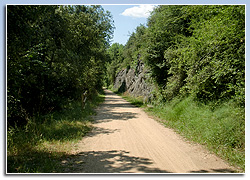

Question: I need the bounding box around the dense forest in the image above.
[7,5,245,172]
[106,5,245,106]
[7,5,114,127]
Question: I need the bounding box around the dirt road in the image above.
[62,89,235,173]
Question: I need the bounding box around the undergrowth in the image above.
[7,91,105,173]
[118,92,245,172]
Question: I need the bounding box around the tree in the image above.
[141,5,245,103]
[105,43,124,87]
[7,5,114,127]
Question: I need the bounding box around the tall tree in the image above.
[7,5,114,126]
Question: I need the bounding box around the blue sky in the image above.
[102,5,155,45]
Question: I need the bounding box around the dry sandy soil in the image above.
[62,89,236,173]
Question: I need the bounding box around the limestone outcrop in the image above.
[113,60,153,103]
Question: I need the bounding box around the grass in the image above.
[118,92,245,172]
[112,90,146,108]
[7,91,105,173]
[121,93,145,107]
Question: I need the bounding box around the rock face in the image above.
[113,60,153,103]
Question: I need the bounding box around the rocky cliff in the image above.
[113,60,153,103]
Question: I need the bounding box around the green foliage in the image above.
[143,5,245,104]
[105,43,124,87]
[7,92,105,173]
[122,25,147,70]
[7,5,114,126]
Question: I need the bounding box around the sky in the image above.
[102,5,156,45]
[1,0,250,179]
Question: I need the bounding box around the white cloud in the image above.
[121,5,156,18]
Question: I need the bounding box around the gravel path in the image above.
[62,89,235,173]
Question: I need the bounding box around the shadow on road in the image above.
[61,150,172,173]
[94,111,138,123]
[85,126,120,137]
[59,90,171,173]
[93,92,139,123]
